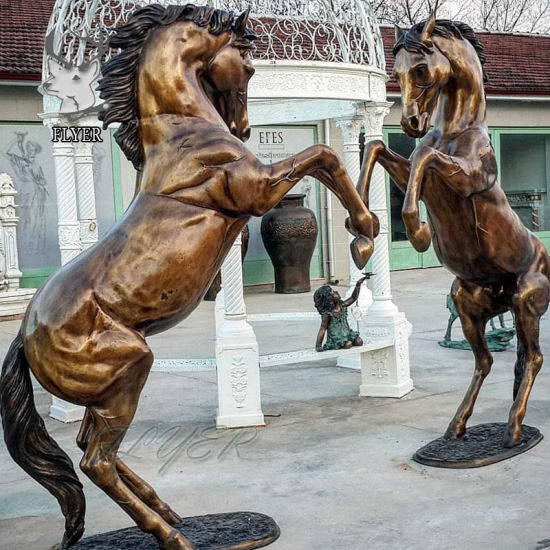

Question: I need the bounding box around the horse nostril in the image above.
[241,127,251,142]
[409,116,419,130]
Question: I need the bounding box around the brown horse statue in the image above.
[361,16,550,451]
[0,5,377,550]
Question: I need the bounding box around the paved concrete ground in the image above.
[1,267,550,550]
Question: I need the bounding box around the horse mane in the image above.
[98,4,256,170]
[393,19,488,84]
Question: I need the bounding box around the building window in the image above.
[387,132,417,242]
[498,132,550,232]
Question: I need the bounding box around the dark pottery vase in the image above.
[204,225,249,301]
[261,194,318,293]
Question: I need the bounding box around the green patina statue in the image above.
[439,293,516,352]
[314,277,367,352]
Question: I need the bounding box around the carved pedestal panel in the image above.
[358,312,414,398]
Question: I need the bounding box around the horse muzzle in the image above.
[230,122,251,142]
[401,112,431,138]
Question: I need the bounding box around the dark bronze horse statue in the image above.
[0,5,376,550]
[361,16,550,449]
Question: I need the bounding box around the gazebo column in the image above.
[47,118,85,422]
[74,139,98,250]
[358,102,413,398]
[335,110,373,313]
[215,232,264,429]
[335,107,372,370]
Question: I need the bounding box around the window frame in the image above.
[382,125,550,269]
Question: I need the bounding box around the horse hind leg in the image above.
[79,352,195,550]
[76,408,181,526]
[513,338,526,401]
[445,279,494,440]
[505,271,549,447]
[117,460,182,525]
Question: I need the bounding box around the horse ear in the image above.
[420,13,436,45]
[395,25,405,42]
[234,8,250,33]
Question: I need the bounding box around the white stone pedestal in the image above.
[337,102,413,400]
[0,174,36,317]
[215,318,264,429]
[0,289,36,317]
[215,233,264,429]
[358,312,413,397]
[50,396,86,423]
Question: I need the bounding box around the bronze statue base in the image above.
[71,512,280,549]
[413,423,543,468]
[438,327,515,352]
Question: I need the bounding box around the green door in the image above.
[385,129,440,270]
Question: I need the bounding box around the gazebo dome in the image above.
[42,0,387,113]
[219,0,385,70]
[43,0,384,68]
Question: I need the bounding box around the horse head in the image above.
[392,15,450,138]
[202,10,257,142]
[98,5,256,169]
[392,16,488,138]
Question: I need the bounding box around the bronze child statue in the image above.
[314,277,367,352]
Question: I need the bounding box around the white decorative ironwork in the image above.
[216,0,385,68]
[42,0,385,99]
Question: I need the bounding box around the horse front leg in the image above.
[402,144,433,252]
[252,144,376,268]
[402,142,497,252]
[357,140,411,204]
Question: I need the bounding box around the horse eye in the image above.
[413,65,430,86]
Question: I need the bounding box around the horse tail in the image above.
[0,330,86,548]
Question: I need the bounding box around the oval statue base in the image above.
[71,512,280,550]
[413,423,543,468]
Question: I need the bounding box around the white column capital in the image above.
[360,101,393,135]
[335,115,364,146]
[41,114,62,128]
[74,140,94,159]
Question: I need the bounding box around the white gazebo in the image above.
[40,0,413,425]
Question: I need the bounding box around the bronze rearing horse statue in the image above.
[361,16,550,449]
[0,5,376,550]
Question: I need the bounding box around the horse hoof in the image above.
[503,429,521,448]
[162,531,196,550]
[350,236,373,269]
[345,216,358,236]
[444,427,465,440]
[408,222,431,252]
